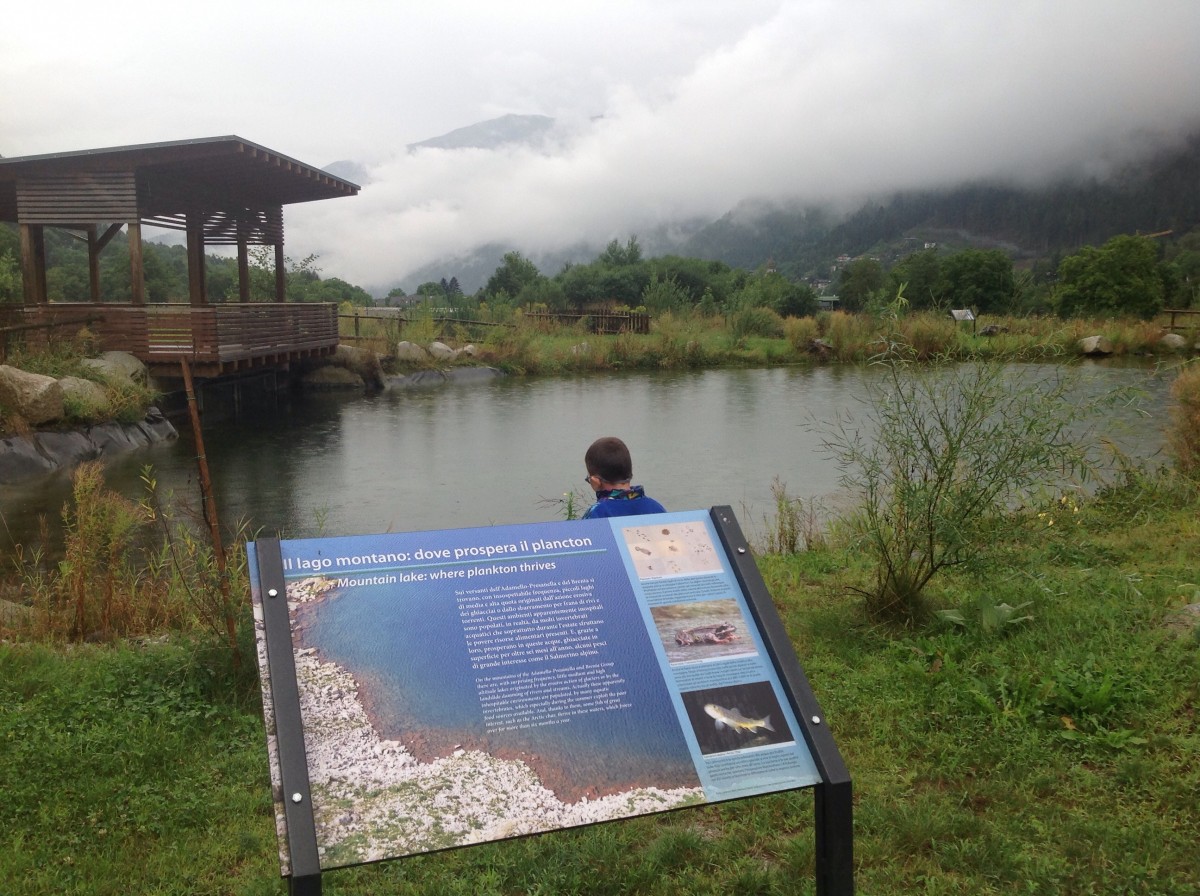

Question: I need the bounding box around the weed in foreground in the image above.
[816,349,1121,625]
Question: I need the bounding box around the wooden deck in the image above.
[0,302,339,378]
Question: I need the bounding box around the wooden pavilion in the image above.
[0,136,359,377]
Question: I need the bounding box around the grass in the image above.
[0,329,159,436]
[2,468,1198,894]
[360,309,1192,377]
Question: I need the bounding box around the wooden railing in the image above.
[523,311,650,334]
[1164,308,1200,332]
[0,312,104,362]
[0,302,338,372]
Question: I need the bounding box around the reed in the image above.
[1168,362,1200,475]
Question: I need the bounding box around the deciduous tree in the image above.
[1056,235,1163,319]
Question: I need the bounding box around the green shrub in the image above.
[729,305,784,340]
[817,350,1113,625]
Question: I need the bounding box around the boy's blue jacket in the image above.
[582,486,665,519]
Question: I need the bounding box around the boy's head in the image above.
[585,436,633,486]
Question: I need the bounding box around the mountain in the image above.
[322,159,371,185]
[375,119,1200,295]
[682,132,1200,278]
[406,114,555,152]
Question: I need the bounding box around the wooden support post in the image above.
[238,239,251,302]
[187,215,208,306]
[19,223,47,304]
[128,222,146,306]
[274,242,287,302]
[179,358,241,671]
[87,225,102,301]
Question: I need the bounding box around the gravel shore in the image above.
[259,575,704,870]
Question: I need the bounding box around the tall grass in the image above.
[1168,362,1200,475]
[0,329,158,431]
[373,309,1191,377]
[7,462,249,658]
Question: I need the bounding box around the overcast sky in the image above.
[4,1,1199,293]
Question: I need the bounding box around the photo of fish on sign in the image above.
[680,681,795,755]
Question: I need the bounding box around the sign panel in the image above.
[250,509,823,874]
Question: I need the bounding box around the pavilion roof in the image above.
[0,135,359,223]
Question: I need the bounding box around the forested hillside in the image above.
[682,131,1200,278]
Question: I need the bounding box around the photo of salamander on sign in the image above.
[675,622,737,645]
[650,599,756,664]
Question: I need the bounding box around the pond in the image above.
[0,361,1178,563]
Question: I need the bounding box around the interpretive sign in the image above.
[250,507,852,895]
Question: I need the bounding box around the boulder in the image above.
[0,365,65,425]
[394,341,429,362]
[1158,333,1188,352]
[80,351,147,386]
[332,344,385,391]
[59,376,111,416]
[428,341,457,360]
[1078,335,1113,356]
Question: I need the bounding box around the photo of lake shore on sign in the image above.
[251,571,706,871]
[649,598,757,664]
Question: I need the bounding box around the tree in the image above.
[888,250,942,309]
[641,273,690,314]
[0,249,20,302]
[484,251,542,299]
[1056,235,1163,319]
[598,236,642,267]
[246,247,322,302]
[938,249,1014,313]
[416,281,447,299]
[516,277,569,311]
[728,273,817,317]
[838,258,883,311]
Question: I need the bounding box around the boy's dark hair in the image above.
[585,436,633,483]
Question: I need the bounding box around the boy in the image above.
[582,436,666,519]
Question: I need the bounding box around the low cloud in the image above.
[8,2,1198,294]
[294,2,1200,292]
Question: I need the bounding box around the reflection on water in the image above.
[0,362,1178,563]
